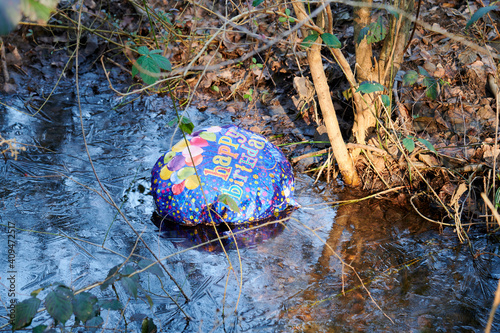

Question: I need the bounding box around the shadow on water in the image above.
[1,80,500,332]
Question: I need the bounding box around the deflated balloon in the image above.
[151,125,299,225]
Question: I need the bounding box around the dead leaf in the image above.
[418,153,441,167]
[450,182,467,210]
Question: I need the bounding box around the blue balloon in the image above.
[151,125,299,225]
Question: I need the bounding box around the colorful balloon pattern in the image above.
[151,125,299,225]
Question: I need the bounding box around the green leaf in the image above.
[145,294,154,309]
[402,70,418,86]
[278,17,286,23]
[252,0,264,6]
[285,8,290,15]
[180,122,194,134]
[381,94,390,108]
[32,325,48,333]
[12,297,41,330]
[167,118,177,127]
[101,265,120,291]
[358,16,387,44]
[466,5,498,29]
[357,26,370,43]
[423,76,438,100]
[211,85,220,92]
[418,66,431,77]
[120,265,139,299]
[138,259,164,279]
[402,137,415,153]
[181,116,192,124]
[72,292,98,323]
[45,286,74,324]
[86,315,104,333]
[137,46,150,55]
[494,187,500,209]
[357,81,385,94]
[321,33,341,48]
[218,194,240,213]
[301,31,319,49]
[99,299,123,310]
[417,138,437,154]
[342,88,353,100]
[141,317,157,333]
[150,53,172,71]
[139,57,160,85]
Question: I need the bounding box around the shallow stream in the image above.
[1,78,499,332]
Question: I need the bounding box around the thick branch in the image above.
[292,2,361,186]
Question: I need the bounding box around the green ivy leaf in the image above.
[180,121,194,134]
[466,5,498,29]
[357,81,385,94]
[301,31,319,49]
[137,46,150,55]
[99,299,123,310]
[402,70,418,86]
[321,32,341,48]
[145,294,154,309]
[120,265,139,299]
[423,76,438,100]
[218,194,240,213]
[141,317,157,333]
[138,259,165,278]
[72,292,98,323]
[402,137,415,153]
[32,324,48,333]
[101,265,120,291]
[417,138,437,154]
[45,286,74,324]
[139,57,161,85]
[381,94,391,108]
[358,16,387,44]
[150,53,171,71]
[86,315,104,333]
[12,297,41,330]
[418,66,431,77]
[252,0,264,6]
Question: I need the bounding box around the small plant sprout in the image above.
[243,88,254,102]
[278,8,295,23]
[132,46,172,86]
[250,57,263,69]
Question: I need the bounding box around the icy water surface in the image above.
[1,81,499,332]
